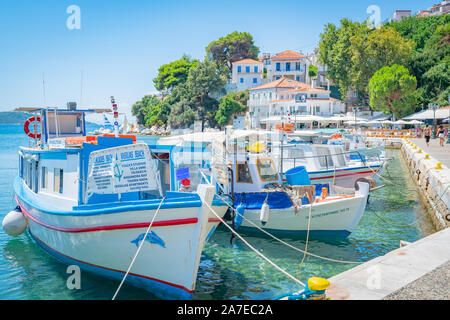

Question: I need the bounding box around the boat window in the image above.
[33,162,39,193]
[288,148,305,159]
[41,166,48,189]
[19,156,23,178]
[335,148,346,167]
[54,168,64,194]
[236,162,253,183]
[257,159,278,181]
[28,162,33,190]
[315,147,334,168]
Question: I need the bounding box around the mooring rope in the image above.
[214,193,363,264]
[203,201,307,288]
[112,196,166,300]
[297,200,313,277]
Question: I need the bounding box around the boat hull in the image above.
[15,191,226,300]
[307,164,382,188]
[237,194,368,238]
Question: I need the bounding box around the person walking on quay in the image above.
[438,125,445,147]
[424,125,431,147]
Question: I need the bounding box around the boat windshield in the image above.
[257,159,278,181]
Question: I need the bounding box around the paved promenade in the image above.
[326,228,450,300]
[411,137,450,168]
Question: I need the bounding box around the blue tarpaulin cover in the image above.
[234,192,293,210]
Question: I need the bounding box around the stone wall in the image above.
[402,140,450,231]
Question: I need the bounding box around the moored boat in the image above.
[6,104,228,299]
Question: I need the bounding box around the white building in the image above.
[229,58,264,91]
[247,77,344,129]
[266,50,310,83]
[392,10,412,22]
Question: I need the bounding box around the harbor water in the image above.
[0,124,435,300]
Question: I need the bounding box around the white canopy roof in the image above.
[260,115,328,123]
[408,120,425,125]
[325,115,368,122]
[393,120,410,125]
[403,108,450,120]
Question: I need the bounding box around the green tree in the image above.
[206,31,259,74]
[132,95,161,125]
[350,26,414,102]
[318,19,370,100]
[185,59,226,126]
[215,92,248,126]
[386,15,450,51]
[368,64,418,119]
[153,55,199,92]
[164,84,198,129]
[308,65,318,79]
[387,15,449,110]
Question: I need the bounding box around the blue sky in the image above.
[0,0,433,123]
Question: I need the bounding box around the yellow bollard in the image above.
[435,163,443,170]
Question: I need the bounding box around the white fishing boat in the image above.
[226,154,370,237]
[211,130,371,238]
[4,104,228,299]
[159,130,386,189]
[273,143,385,188]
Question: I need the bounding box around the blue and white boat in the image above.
[225,152,370,238]
[208,131,371,238]
[5,106,229,299]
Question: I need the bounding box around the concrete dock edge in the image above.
[325,138,449,300]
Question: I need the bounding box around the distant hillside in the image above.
[0,111,99,125]
[0,112,33,124]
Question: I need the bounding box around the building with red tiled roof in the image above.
[265,50,310,83]
[246,77,344,129]
[229,58,264,91]
[270,50,307,61]
[416,1,449,17]
[233,58,263,65]
[249,77,305,91]
[392,10,412,22]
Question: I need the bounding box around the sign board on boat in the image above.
[87,143,161,195]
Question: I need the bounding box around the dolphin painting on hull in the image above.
[131,231,166,248]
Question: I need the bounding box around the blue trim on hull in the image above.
[28,230,193,300]
[237,226,351,239]
[15,176,229,217]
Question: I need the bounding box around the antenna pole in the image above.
[80,70,83,107]
[42,73,46,106]
[111,96,119,137]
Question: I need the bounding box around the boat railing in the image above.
[278,148,382,171]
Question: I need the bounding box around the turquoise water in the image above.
[0,125,434,300]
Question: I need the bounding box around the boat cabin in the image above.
[231,154,281,193]
[16,108,220,211]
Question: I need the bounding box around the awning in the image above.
[403,108,450,120]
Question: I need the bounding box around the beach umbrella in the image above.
[408,120,424,125]
[393,120,409,125]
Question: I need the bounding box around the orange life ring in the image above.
[330,133,342,139]
[24,116,41,139]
